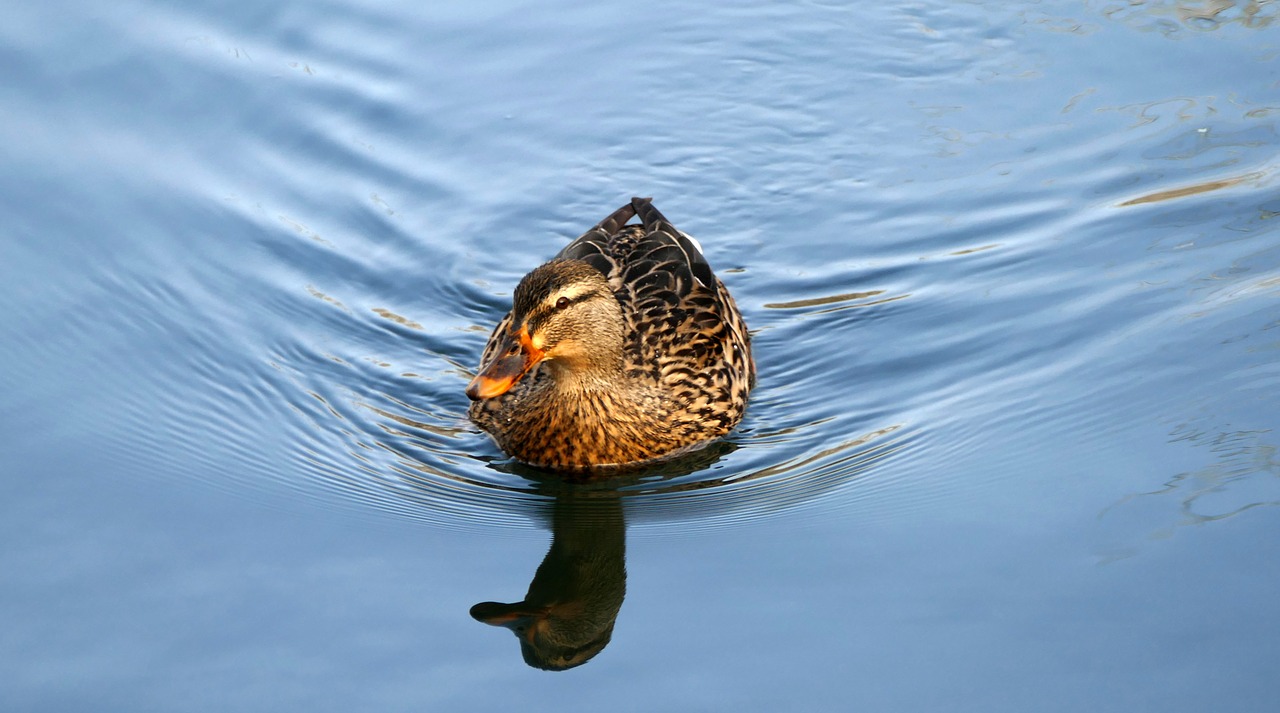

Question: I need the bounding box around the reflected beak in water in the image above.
[470,601,544,643]
[466,326,545,400]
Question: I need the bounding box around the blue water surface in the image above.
[3,1,1278,711]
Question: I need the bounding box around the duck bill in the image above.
[469,602,547,644]
[470,601,537,627]
[466,328,544,400]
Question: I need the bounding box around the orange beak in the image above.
[469,602,549,645]
[466,326,545,400]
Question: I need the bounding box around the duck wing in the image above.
[560,198,753,399]
[556,197,715,296]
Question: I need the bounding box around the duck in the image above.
[466,197,754,471]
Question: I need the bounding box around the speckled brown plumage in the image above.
[466,197,754,471]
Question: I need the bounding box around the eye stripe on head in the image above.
[525,290,596,335]
[542,283,596,311]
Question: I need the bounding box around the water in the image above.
[3,0,1278,710]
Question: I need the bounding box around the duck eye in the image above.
[555,296,571,310]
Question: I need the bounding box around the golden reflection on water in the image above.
[763,289,910,313]
[764,289,884,309]
[306,285,351,313]
[371,307,423,330]
[1094,0,1276,33]
[1118,170,1265,206]
[949,243,1001,256]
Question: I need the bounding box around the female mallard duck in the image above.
[466,197,754,471]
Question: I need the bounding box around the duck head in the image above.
[466,259,623,400]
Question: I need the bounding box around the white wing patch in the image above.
[676,231,708,288]
[680,231,704,256]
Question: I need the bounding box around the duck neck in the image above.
[542,346,626,399]
[525,353,665,465]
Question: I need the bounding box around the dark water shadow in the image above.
[470,491,627,671]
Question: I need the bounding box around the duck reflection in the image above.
[462,442,751,670]
[470,494,626,671]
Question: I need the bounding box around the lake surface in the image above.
[3,0,1279,710]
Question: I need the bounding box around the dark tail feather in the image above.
[632,196,714,288]
[631,196,666,230]
[555,200,638,267]
[595,201,638,235]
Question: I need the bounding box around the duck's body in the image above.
[466,197,754,471]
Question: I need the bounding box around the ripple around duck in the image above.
[60,180,925,538]
[85,180,1035,540]
[277,255,968,536]
[263,351,925,537]
[125,251,914,538]
[87,154,1187,541]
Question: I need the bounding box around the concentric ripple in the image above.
[261,318,926,534]
[93,201,938,536]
